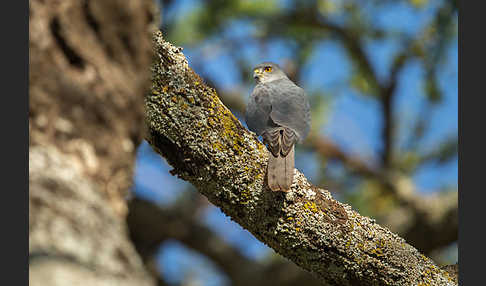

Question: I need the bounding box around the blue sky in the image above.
[136,1,457,285]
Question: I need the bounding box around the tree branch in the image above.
[144,31,456,286]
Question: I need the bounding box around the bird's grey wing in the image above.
[268,79,311,143]
[245,85,273,136]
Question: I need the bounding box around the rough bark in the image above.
[145,30,457,286]
[29,0,158,285]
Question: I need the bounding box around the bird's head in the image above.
[253,62,287,84]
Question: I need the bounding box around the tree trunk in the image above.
[29,0,157,285]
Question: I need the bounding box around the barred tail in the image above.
[263,127,297,192]
[267,145,294,192]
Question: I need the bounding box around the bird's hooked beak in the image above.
[253,69,262,81]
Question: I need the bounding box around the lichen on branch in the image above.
[144,30,456,286]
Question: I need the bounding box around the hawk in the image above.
[245,62,311,192]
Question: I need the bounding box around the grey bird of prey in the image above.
[245,62,311,192]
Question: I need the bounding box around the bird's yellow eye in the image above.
[264,66,272,72]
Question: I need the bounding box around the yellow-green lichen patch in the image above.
[303,201,319,213]
[361,238,387,259]
[348,221,355,230]
[212,141,224,152]
[238,188,252,205]
[295,218,303,227]
[345,239,352,250]
[219,108,246,156]
[369,246,385,258]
